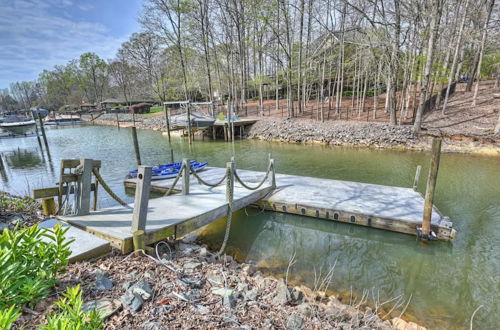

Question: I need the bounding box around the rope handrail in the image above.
[92,168,130,207]
[164,163,186,196]
[232,162,273,191]
[190,167,228,187]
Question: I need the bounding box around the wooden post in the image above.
[131,126,142,166]
[422,138,442,236]
[116,112,120,129]
[170,149,174,163]
[270,158,276,189]
[182,158,190,195]
[223,123,228,141]
[164,104,171,142]
[93,168,99,211]
[413,165,422,191]
[41,197,56,216]
[131,166,152,232]
[37,113,49,150]
[77,158,93,216]
[132,230,145,256]
[239,125,243,139]
[186,103,192,144]
[212,126,216,140]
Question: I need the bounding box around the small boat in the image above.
[128,160,208,180]
[170,112,215,129]
[0,115,36,135]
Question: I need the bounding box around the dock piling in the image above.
[413,165,422,191]
[164,104,171,142]
[182,159,191,195]
[41,197,56,216]
[132,230,145,256]
[422,138,442,236]
[76,158,93,216]
[131,126,142,166]
[131,166,152,232]
[37,112,49,150]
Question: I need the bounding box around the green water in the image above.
[0,125,498,329]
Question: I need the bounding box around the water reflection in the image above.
[5,148,42,168]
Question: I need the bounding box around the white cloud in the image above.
[0,0,126,88]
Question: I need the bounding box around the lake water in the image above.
[0,125,498,329]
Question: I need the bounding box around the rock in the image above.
[121,292,144,313]
[0,223,8,233]
[243,289,259,301]
[178,243,198,255]
[183,261,202,272]
[391,317,427,330]
[199,247,208,257]
[286,314,305,330]
[185,289,201,301]
[290,287,304,305]
[95,271,113,291]
[181,232,199,243]
[180,276,203,288]
[150,305,172,315]
[297,303,313,317]
[207,274,223,286]
[211,287,236,308]
[8,215,24,226]
[142,321,163,330]
[273,279,291,305]
[194,304,209,314]
[122,281,133,291]
[129,280,153,300]
[82,298,121,319]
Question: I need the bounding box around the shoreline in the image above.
[81,115,500,156]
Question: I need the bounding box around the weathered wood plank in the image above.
[33,183,97,199]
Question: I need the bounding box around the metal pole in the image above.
[131,166,152,232]
[422,138,442,236]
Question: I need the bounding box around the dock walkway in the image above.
[125,167,456,241]
[61,169,273,253]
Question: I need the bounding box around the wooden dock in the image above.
[60,170,273,253]
[125,167,456,241]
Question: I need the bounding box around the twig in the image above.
[470,305,483,330]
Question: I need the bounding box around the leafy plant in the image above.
[0,224,72,309]
[0,305,21,330]
[40,286,102,330]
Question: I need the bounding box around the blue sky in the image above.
[0,0,142,89]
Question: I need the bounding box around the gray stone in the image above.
[207,274,223,286]
[0,223,8,233]
[195,304,209,314]
[180,276,203,288]
[183,261,202,272]
[181,232,199,243]
[82,298,121,319]
[223,293,236,309]
[178,242,198,255]
[142,321,163,330]
[150,305,172,315]
[122,281,133,291]
[121,292,144,312]
[273,279,291,305]
[95,271,113,291]
[129,280,153,300]
[290,287,304,305]
[243,289,259,301]
[8,215,25,225]
[185,289,201,301]
[297,303,313,317]
[211,287,234,296]
[286,314,305,330]
[199,247,208,257]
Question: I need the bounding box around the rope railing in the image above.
[92,168,130,207]
[232,162,273,191]
[163,163,186,196]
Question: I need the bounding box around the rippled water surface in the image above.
[0,125,498,329]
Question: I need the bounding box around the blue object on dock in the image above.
[128,160,208,180]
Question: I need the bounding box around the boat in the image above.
[0,115,36,135]
[128,160,208,180]
[170,112,215,129]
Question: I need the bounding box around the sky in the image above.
[0,0,143,89]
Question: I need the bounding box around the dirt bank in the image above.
[246,118,500,155]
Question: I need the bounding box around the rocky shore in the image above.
[246,118,500,154]
[81,114,500,155]
[16,238,423,329]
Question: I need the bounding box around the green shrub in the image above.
[0,224,72,309]
[0,305,21,329]
[40,286,102,330]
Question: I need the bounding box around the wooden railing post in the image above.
[413,165,422,191]
[270,158,276,189]
[131,166,152,232]
[76,158,93,216]
[422,138,442,236]
[182,159,191,195]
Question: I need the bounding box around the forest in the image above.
[0,0,498,132]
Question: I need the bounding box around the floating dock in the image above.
[124,167,456,241]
